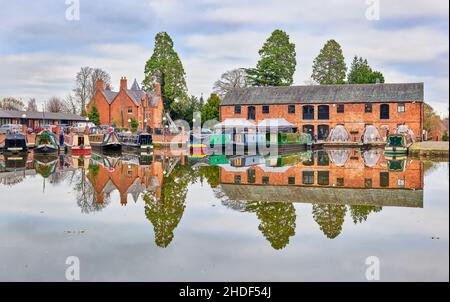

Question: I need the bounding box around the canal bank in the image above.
[409,141,449,160]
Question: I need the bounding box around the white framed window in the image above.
[397,104,406,113]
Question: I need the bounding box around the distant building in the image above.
[220,83,424,141]
[0,109,86,128]
[87,77,164,131]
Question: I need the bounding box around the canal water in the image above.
[0,149,448,281]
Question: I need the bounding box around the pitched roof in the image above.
[0,109,86,121]
[221,83,424,106]
[101,90,119,104]
[130,79,141,91]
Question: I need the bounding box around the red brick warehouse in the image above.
[87,77,164,131]
[220,83,424,142]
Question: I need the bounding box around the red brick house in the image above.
[87,77,164,131]
[220,83,424,141]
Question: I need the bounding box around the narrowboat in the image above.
[34,130,59,154]
[34,154,58,178]
[64,132,92,156]
[3,133,28,154]
[119,132,153,155]
[385,125,415,155]
[88,127,122,152]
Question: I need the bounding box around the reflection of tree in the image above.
[246,202,296,250]
[197,165,220,188]
[312,204,346,239]
[143,164,194,248]
[349,205,382,224]
[74,166,110,214]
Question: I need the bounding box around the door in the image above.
[318,125,330,140]
[303,125,314,138]
[248,106,256,120]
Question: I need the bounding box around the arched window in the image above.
[318,105,330,120]
[303,105,314,120]
[380,104,390,120]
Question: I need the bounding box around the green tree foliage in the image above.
[130,118,139,132]
[197,166,220,188]
[172,95,202,125]
[312,204,347,239]
[143,32,188,112]
[143,163,195,248]
[311,40,347,84]
[442,131,449,141]
[201,93,221,124]
[88,104,100,126]
[246,201,296,250]
[247,29,296,86]
[347,56,385,84]
[349,205,382,224]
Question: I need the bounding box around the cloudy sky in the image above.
[0,0,448,114]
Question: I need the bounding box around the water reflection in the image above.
[0,148,424,250]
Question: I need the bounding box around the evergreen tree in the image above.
[88,104,100,126]
[201,93,221,123]
[311,40,347,84]
[349,205,382,224]
[247,29,296,86]
[347,56,385,84]
[143,32,188,112]
[312,204,347,239]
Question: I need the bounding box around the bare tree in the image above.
[74,67,112,116]
[213,68,249,98]
[27,98,39,112]
[90,68,112,97]
[0,97,25,111]
[74,67,93,116]
[64,94,80,115]
[46,97,67,113]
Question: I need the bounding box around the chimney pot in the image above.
[120,77,128,90]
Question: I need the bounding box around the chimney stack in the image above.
[120,77,128,90]
[155,82,161,96]
[96,79,104,91]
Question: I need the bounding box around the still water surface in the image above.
[0,149,448,281]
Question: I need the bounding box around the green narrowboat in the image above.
[385,134,411,155]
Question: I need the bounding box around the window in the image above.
[365,104,373,113]
[317,150,330,166]
[303,125,314,138]
[127,107,133,114]
[262,105,270,114]
[397,179,405,188]
[318,105,330,120]
[248,106,256,120]
[155,128,163,135]
[397,104,406,113]
[318,171,330,186]
[380,172,389,187]
[288,176,296,185]
[247,169,256,184]
[380,104,390,119]
[317,125,330,141]
[336,178,345,187]
[337,104,345,113]
[234,105,241,114]
[262,176,270,185]
[365,178,373,188]
[303,105,314,120]
[302,171,315,185]
[234,175,241,184]
[288,105,296,114]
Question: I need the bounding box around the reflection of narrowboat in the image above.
[3,133,28,154]
[34,154,58,178]
[385,135,412,154]
[89,128,122,152]
[386,158,407,172]
[119,133,153,154]
[64,132,92,155]
[230,155,265,167]
[34,130,59,154]
[265,151,312,167]
[4,153,28,171]
[209,155,229,166]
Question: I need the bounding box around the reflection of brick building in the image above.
[219,151,424,208]
[87,77,164,131]
[220,83,424,141]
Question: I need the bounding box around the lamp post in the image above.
[144,119,148,133]
[21,113,27,133]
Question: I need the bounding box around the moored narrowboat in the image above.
[34,130,59,154]
[64,131,92,156]
[89,127,122,152]
[119,132,153,155]
[385,125,415,155]
[3,133,28,154]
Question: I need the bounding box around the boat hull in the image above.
[34,144,59,154]
[91,143,122,152]
[70,146,92,156]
